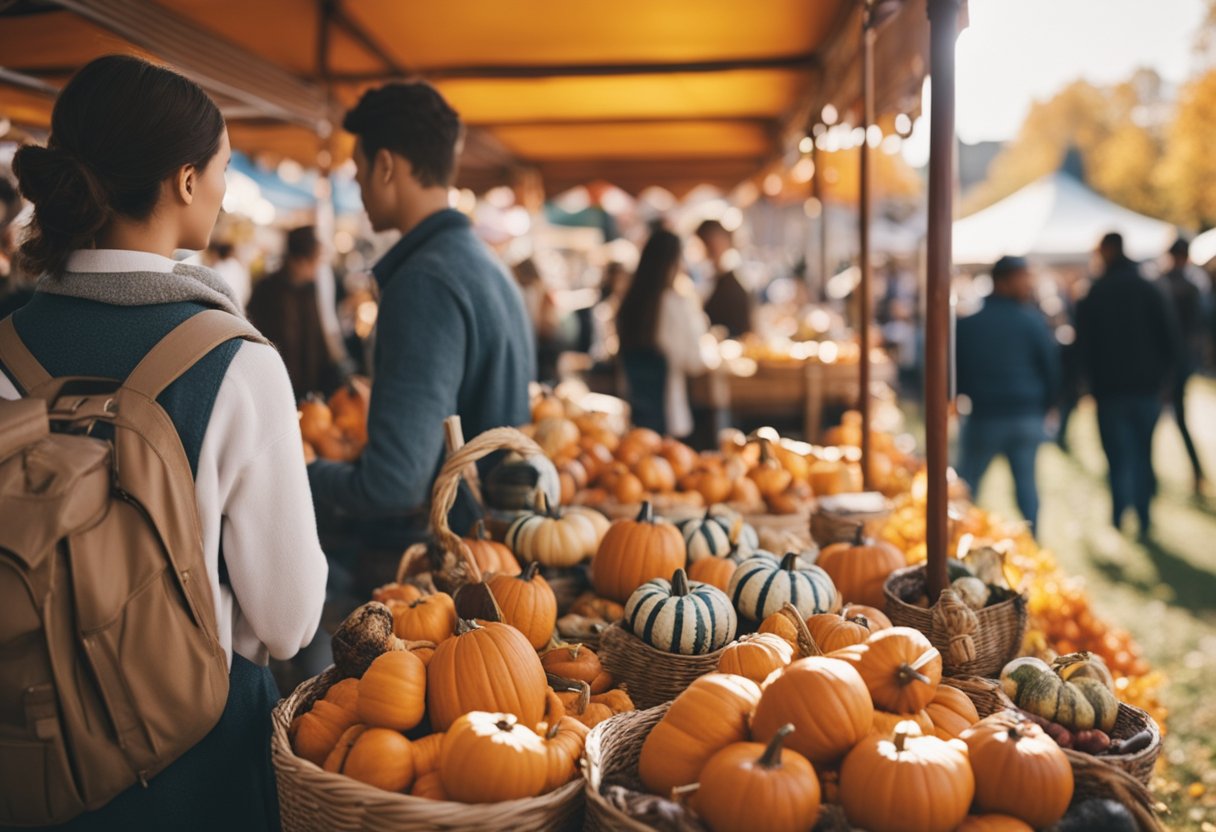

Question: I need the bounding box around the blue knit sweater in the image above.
[955,295,1061,418]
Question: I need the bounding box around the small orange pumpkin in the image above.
[392,593,457,644]
[464,520,521,577]
[961,713,1074,829]
[357,650,426,731]
[926,684,980,740]
[841,603,892,631]
[412,732,445,775]
[687,555,738,593]
[816,529,905,608]
[326,726,415,792]
[289,699,359,766]
[487,562,558,649]
[635,455,677,493]
[591,501,686,603]
[751,657,873,764]
[410,770,448,800]
[541,643,614,694]
[440,712,548,803]
[956,815,1035,832]
[541,717,590,793]
[716,633,794,684]
[371,582,424,605]
[832,626,942,714]
[804,612,873,653]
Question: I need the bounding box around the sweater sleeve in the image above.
[656,289,710,375]
[309,272,467,514]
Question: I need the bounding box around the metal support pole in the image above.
[858,13,876,491]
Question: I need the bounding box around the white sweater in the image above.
[655,281,711,438]
[0,250,328,667]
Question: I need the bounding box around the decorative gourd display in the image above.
[872,708,934,736]
[716,633,794,684]
[591,501,686,603]
[956,815,1034,832]
[695,724,821,832]
[687,555,739,593]
[463,520,521,576]
[804,611,873,653]
[815,529,905,608]
[679,509,734,561]
[439,712,548,802]
[624,569,737,654]
[540,644,614,694]
[540,717,590,793]
[487,562,558,649]
[751,657,874,764]
[357,650,427,731]
[323,726,415,792]
[925,684,980,740]
[506,494,601,566]
[392,592,457,644]
[426,619,547,731]
[638,673,762,796]
[841,603,892,631]
[839,721,975,832]
[1000,656,1118,732]
[961,712,1074,828]
[412,732,445,776]
[833,626,942,714]
[728,552,836,621]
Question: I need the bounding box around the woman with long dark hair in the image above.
[616,228,710,437]
[0,55,327,830]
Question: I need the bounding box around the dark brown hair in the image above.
[13,55,225,277]
[285,226,320,261]
[617,229,683,352]
[342,82,463,187]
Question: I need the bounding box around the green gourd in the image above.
[999,657,1118,733]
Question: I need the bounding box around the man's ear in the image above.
[376,148,400,185]
[175,164,196,205]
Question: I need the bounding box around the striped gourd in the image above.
[624,568,737,655]
[679,510,733,562]
[728,552,836,621]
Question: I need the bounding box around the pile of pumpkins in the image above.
[298,378,370,463]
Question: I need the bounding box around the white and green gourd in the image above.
[728,551,836,621]
[679,509,734,561]
[624,568,738,654]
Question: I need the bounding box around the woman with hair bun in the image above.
[0,55,327,830]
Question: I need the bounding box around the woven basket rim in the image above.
[602,621,730,665]
[884,563,1027,614]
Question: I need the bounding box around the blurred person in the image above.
[1160,238,1208,495]
[246,226,341,399]
[954,256,1060,531]
[1,54,326,830]
[203,238,250,308]
[1077,232,1183,538]
[1054,276,1088,454]
[617,229,710,438]
[513,257,562,384]
[308,82,534,554]
[695,219,752,337]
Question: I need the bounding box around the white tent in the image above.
[1188,226,1216,267]
[953,172,1177,266]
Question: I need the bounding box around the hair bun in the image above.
[14,143,111,233]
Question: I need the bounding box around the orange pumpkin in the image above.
[680,466,733,505]
[729,475,763,507]
[687,555,738,593]
[328,378,370,447]
[638,673,762,796]
[322,678,360,714]
[487,562,558,649]
[534,416,580,457]
[659,438,698,479]
[410,770,448,800]
[412,732,445,775]
[298,395,333,444]
[816,531,905,608]
[591,502,686,603]
[872,708,934,736]
[748,440,793,499]
[357,650,426,731]
[614,472,646,504]
[326,726,415,792]
[804,612,873,653]
[440,712,548,803]
[925,684,980,740]
[392,593,457,644]
[841,603,892,631]
[371,582,424,605]
[541,643,614,694]
[716,633,794,684]
[290,699,359,766]
[464,520,521,577]
[751,657,873,764]
[541,717,590,793]
[832,626,942,714]
[956,815,1035,832]
[635,455,677,493]
[558,459,589,503]
[426,619,548,731]
[758,610,800,650]
[961,713,1074,828]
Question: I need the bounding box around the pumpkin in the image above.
[328,379,370,447]
[751,657,873,764]
[506,493,600,566]
[558,458,588,503]
[563,505,611,551]
[569,593,625,622]
[748,439,793,499]
[956,815,1035,832]
[440,712,548,803]
[613,472,646,503]
[687,554,739,593]
[298,395,334,444]
[534,416,580,458]
[716,633,793,684]
[635,455,677,493]
[464,520,521,576]
[410,770,448,800]
[841,603,892,631]
[833,627,941,714]
[1052,651,1116,692]
[679,509,735,562]
[681,466,733,505]
[541,717,590,793]
[839,721,974,832]
[327,726,415,792]
[322,678,360,714]
[961,712,1074,828]
[815,531,905,608]
[541,644,614,694]
[412,732,445,775]
[290,699,360,766]
[758,610,800,650]
[332,602,404,678]
[729,475,764,508]
[410,642,436,667]
[532,390,565,423]
[1000,657,1118,732]
[322,724,366,772]
[872,708,934,736]
[804,612,873,653]
[313,428,359,461]
[591,501,686,603]
[925,684,980,740]
[357,650,427,731]
[371,582,424,605]
[487,562,558,649]
[392,592,457,644]
[624,568,737,654]
[728,552,836,621]
[638,673,761,796]
[426,619,547,731]
[695,724,821,832]
[659,438,698,478]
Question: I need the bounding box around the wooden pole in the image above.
[858,13,876,491]
[812,142,829,304]
[925,0,961,599]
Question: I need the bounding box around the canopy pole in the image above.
[812,143,829,305]
[858,8,876,491]
[925,0,961,599]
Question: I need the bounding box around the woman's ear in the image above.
[176,164,196,205]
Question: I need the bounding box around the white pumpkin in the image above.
[679,510,734,562]
[624,569,738,654]
[728,552,837,621]
[506,495,599,567]
[563,505,611,556]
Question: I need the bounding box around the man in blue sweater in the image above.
[955,256,1061,532]
[309,83,535,550]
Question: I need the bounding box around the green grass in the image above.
[970,378,1216,831]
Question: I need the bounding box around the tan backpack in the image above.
[0,310,265,826]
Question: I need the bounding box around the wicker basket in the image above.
[810,493,892,546]
[271,672,584,832]
[745,505,813,549]
[597,623,725,709]
[883,565,1027,677]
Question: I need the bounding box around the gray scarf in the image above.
[37,262,246,319]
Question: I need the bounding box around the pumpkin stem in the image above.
[845,614,871,630]
[471,518,490,541]
[893,725,912,752]
[703,507,713,523]
[671,568,690,596]
[538,491,561,519]
[522,561,542,582]
[454,617,482,636]
[758,723,795,768]
[779,552,800,571]
[637,500,654,523]
[495,718,515,733]
[896,662,933,687]
[546,720,561,741]
[779,602,822,657]
[546,673,591,714]
[852,522,865,547]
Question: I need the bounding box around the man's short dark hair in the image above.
[1100,232,1124,256]
[1169,237,1190,258]
[286,226,319,261]
[695,219,729,242]
[343,82,463,187]
[991,255,1029,281]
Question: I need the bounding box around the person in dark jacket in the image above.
[246,226,340,399]
[955,256,1060,531]
[1160,238,1208,495]
[308,82,535,556]
[1076,232,1182,537]
[695,219,752,337]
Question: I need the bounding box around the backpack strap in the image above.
[123,310,268,400]
[0,316,53,395]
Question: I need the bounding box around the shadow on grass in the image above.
[1086,536,1216,614]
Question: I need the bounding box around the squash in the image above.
[324,726,415,792]
[541,643,614,694]
[678,509,734,562]
[748,439,793,499]
[410,770,448,800]
[1052,651,1116,692]
[506,493,600,566]
[440,712,548,803]
[487,562,558,649]
[328,379,370,447]
[695,724,821,832]
[751,657,874,764]
[839,721,974,832]
[638,673,761,797]
[956,816,1034,832]
[832,627,942,714]
[758,610,800,650]
[1000,657,1118,732]
[624,568,737,654]
[804,611,873,653]
[371,582,424,605]
[426,619,547,731]
[687,555,739,593]
[357,650,427,731]
[563,505,611,551]
[815,529,906,608]
[412,732,445,775]
[591,501,686,603]
[680,466,733,505]
[463,519,521,577]
[569,593,625,622]
[871,708,934,736]
[635,455,677,493]
[961,712,1074,828]
[540,717,590,793]
[534,416,580,458]
[659,438,698,479]
[925,684,980,740]
[392,593,457,644]
[841,603,892,631]
[952,576,991,610]
[331,601,404,678]
[728,552,836,621]
[716,633,794,684]
[289,699,360,766]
